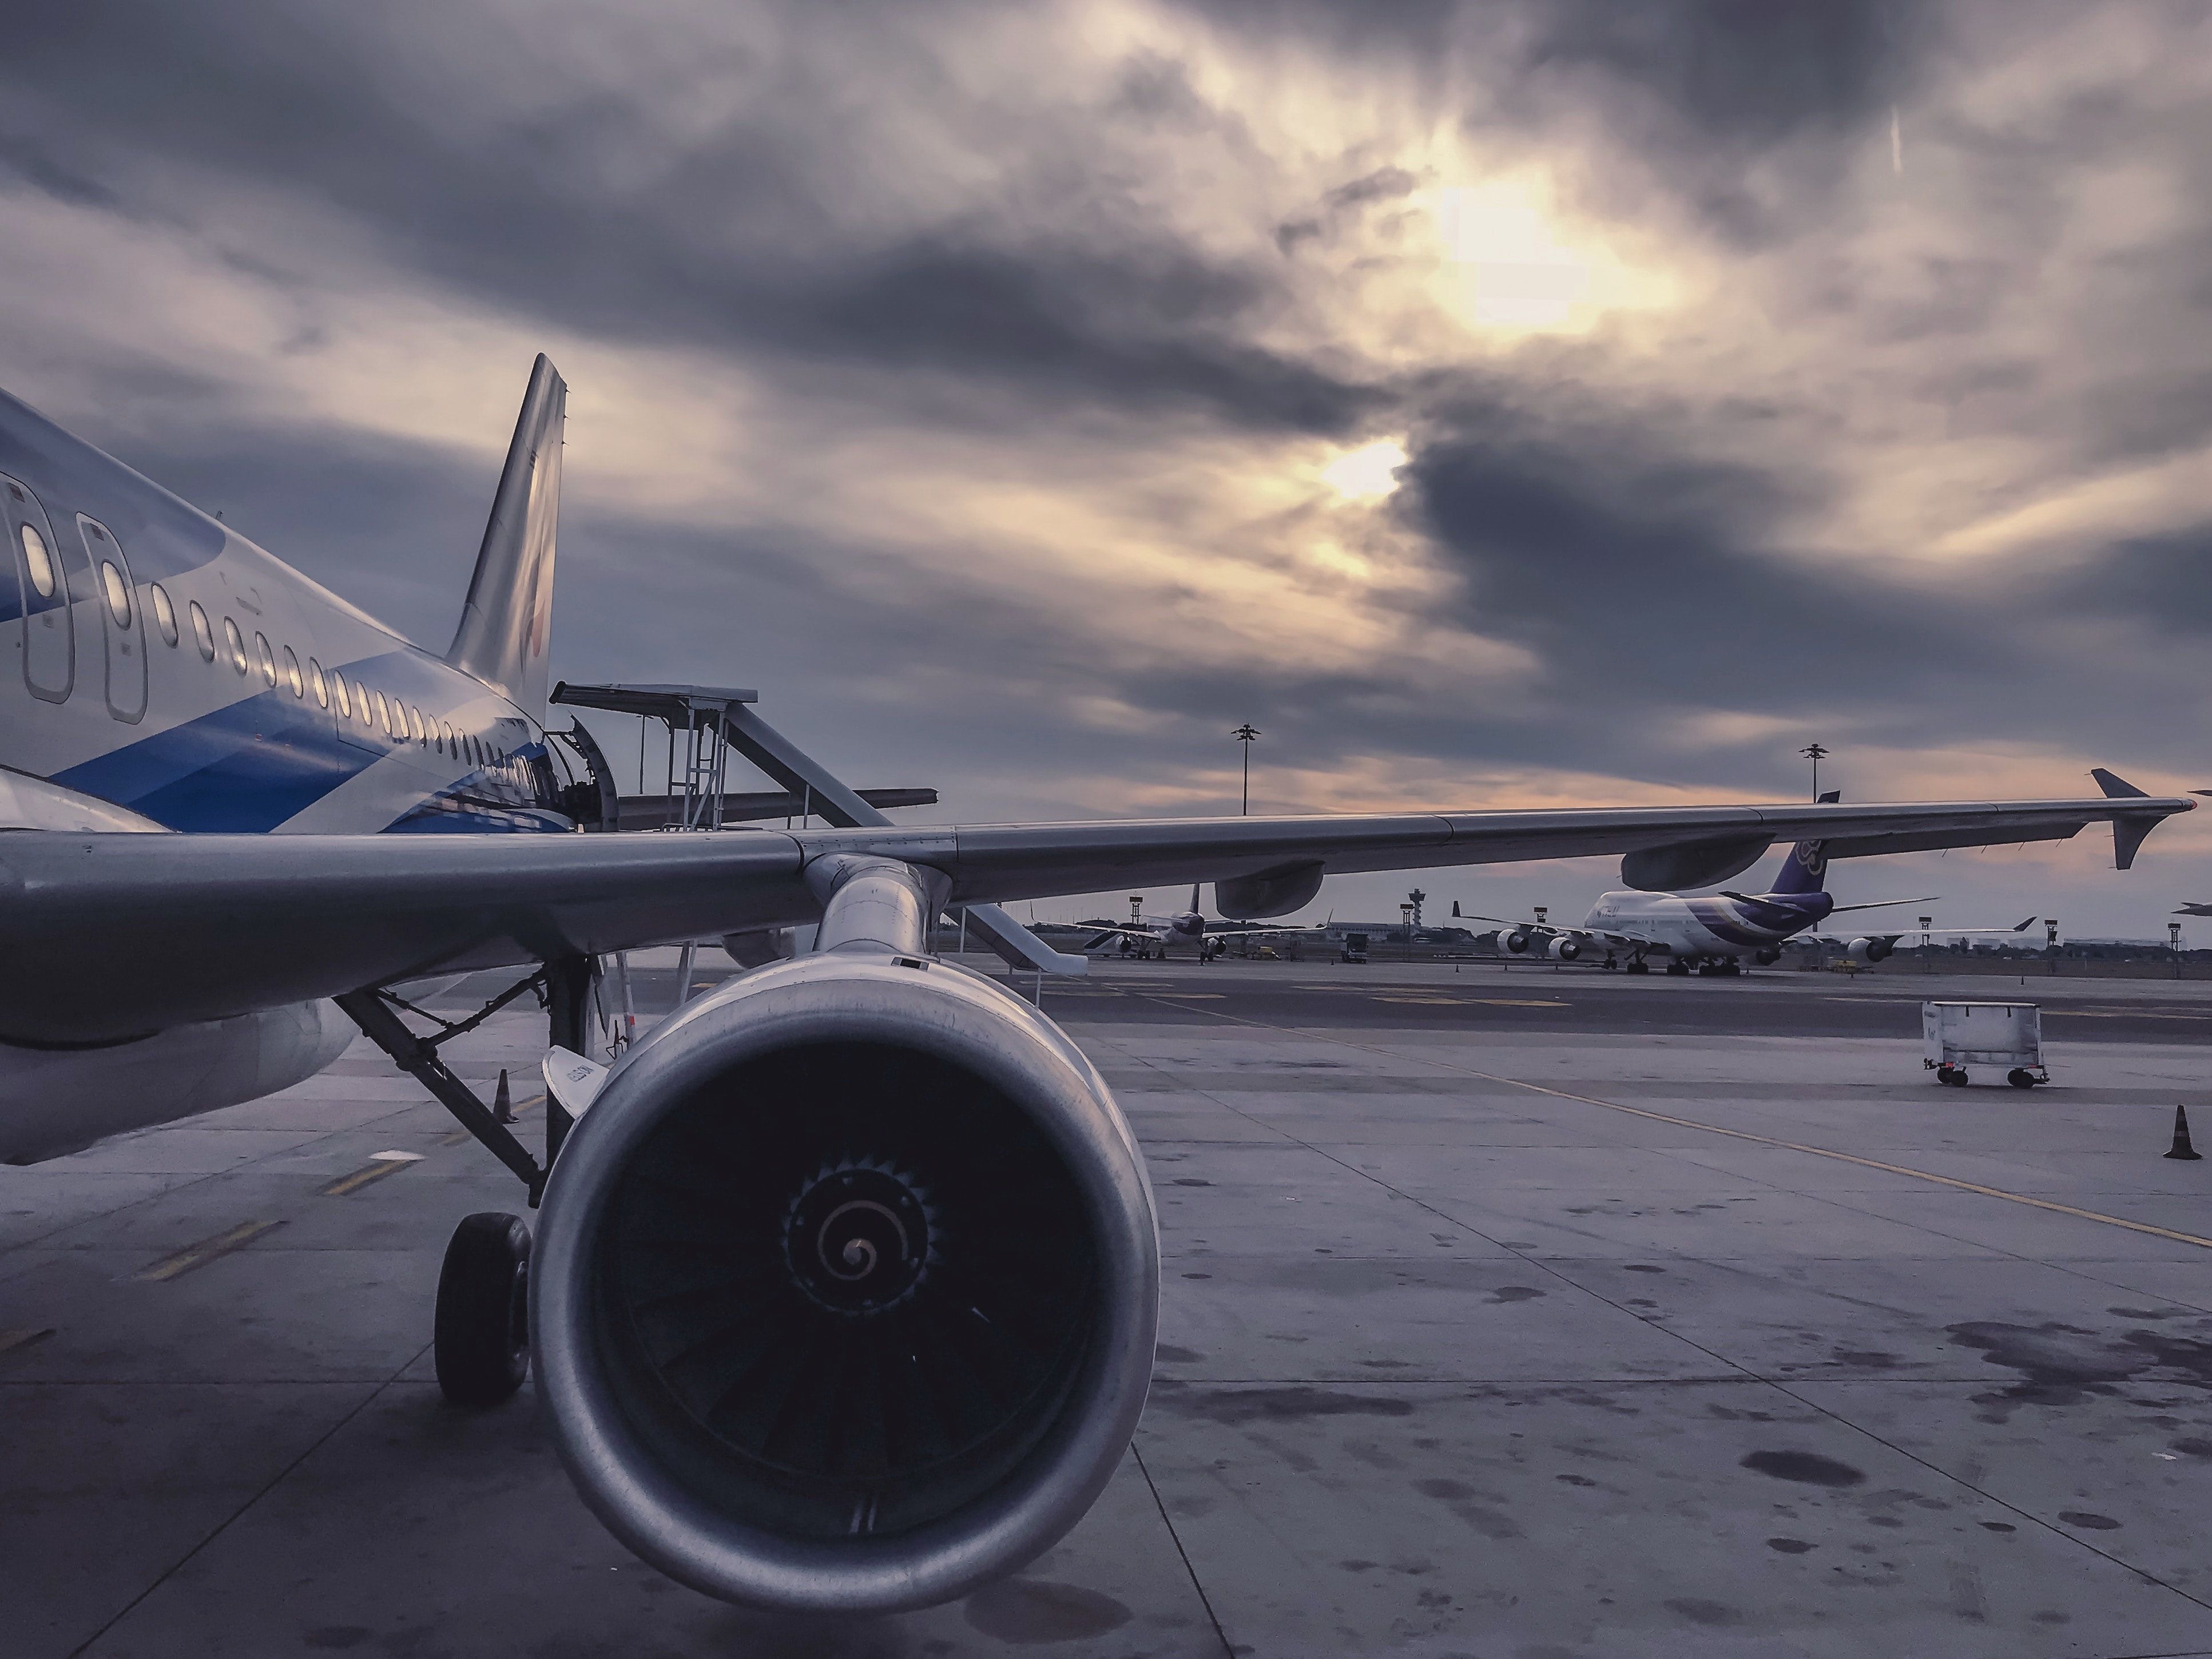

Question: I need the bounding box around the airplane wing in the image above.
[0,788,2190,1042]
[1809,916,2042,946]
[1820,896,1941,916]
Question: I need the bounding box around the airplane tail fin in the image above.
[1768,788,1842,896]
[448,355,566,719]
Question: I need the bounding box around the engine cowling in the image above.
[531,951,1159,1613]
[1504,928,1534,954]
[1845,936,1893,963]
[1547,936,1580,961]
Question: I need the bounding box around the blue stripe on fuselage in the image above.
[54,649,567,833]
[55,684,368,831]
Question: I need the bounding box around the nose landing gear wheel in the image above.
[435,1212,532,1407]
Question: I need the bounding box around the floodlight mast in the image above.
[1800,743,1829,802]
[1232,723,1260,815]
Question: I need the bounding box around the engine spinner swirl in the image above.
[785,1160,935,1313]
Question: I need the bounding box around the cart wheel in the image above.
[2006,1068,2036,1089]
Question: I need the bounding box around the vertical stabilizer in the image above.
[448,355,566,718]
[1768,789,1841,896]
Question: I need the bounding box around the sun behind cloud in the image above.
[1321,436,1408,501]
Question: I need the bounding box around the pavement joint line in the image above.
[1151,996,2212,1252]
[133,1219,285,1281]
[1111,998,2212,1614]
[63,1346,430,1659]
[0,1325,57,1358]
[1130,1441,1234,1658]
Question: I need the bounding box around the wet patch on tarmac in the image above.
[1740,1450,1868,1487]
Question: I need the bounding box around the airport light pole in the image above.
[1232,724,1260,815]
[1800,743,1829,801]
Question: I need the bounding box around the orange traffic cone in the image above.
[2164,1104,2201,1161]
[493,1069,514,1125]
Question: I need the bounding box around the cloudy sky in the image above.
[3,0,2209,935]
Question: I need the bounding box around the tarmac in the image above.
[6,954,2212,1657]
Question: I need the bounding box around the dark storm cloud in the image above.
[0,0,1376,435]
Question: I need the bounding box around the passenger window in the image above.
[189,600,215,661]
[252,632,275,685]
[149,584,178,645]
[282,645,303,697]
[100,561,132,628]
[309,658,328,708]
[438,720,451,753]
[224,616,247,673]
[410,705,426,743]
[19,523,54,599]
[375,690,391,735]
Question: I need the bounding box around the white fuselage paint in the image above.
[0,392,574,1162]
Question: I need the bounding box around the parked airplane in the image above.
[0,356,2192,1616]
[1465,832,2044,974]
[1078,886,1327,959]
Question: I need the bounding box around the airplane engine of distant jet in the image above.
[1753,947,1782,966]
[530,951,1158,1614]
[1504,928,1535,954]
[1547,936,1581,961]
[1845,936,1893,963]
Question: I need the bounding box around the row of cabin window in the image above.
[18,516,515,772]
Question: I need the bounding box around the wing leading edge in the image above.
[0,788,2189,1043]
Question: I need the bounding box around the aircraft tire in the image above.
[435,1212,533,1407]
[1625,960,1649,975]
[1665,960,1690,977]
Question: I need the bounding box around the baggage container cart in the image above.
[1923,1001,2046,1089]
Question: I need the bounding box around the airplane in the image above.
[1462,825,2056,975]
[1077,886,1328,959]
[0,354,2194,1617]
[2175,902,2212,918]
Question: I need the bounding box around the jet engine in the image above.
[1547,936,1581,961]
[530,952,1159,1613]
[1845,936,1893,963]
[1504,928,1535,954]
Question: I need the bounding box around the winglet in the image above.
[2094,769,2162,870]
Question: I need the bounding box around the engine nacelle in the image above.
[1752,947,1782,966]
[1845,936,1892,963]
[1504,928,1534,954]
[1547,936,1580,961]
[531,952,1159,1613]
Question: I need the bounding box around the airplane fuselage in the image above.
[0,385,577,1160]
[1583,888,1833,959]
[1,388,573,836]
